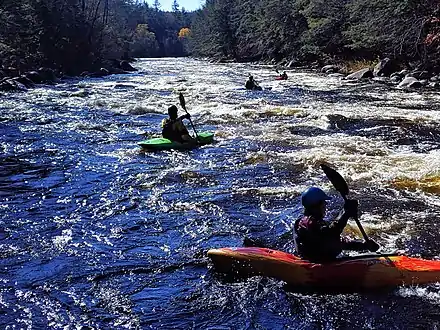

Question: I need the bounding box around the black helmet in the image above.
[168,105,178,115]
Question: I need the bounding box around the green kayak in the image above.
[139,132,215,151]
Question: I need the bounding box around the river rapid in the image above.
[2,58,440,329]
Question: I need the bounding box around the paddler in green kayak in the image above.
[162,105,195,143]
[294,187,380,262]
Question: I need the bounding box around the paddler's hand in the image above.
[343,199,358,218]
[182,113,191,120]
[366,239,380,252]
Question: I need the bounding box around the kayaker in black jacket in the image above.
[245,75,262,91]
[294,187,379,263]
[162,105,194,143]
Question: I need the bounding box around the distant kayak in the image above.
[139,132,214,151]
[276,76,287,80]
[208,247,440,291]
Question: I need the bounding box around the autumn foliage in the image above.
[178,28,191,39]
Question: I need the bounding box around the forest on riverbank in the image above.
[2,0,440,81]
[190,0,440,70]
[1,0,192,76]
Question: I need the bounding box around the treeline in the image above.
[190,0,440,67]
[0,0,193,75]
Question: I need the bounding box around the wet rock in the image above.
[328,73,345,78]
[26,71,43,83]
[399,69,410,76]
[390,72,402,79]
[406,70,430,80]
[398,77,422,88]
[321,65,339,74]
[38,67,57,82]
[345,68,374,80]
[13,76,34,88]
[287,59,301,68]
[108,67,126,75]
[374,58,399,77]
[69,89,90,97]
[90,68,110,78]
[120,60,137,71]
[0,78,26,91]
[372,76,390,84]
[390,75,402,83]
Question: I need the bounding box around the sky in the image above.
[145,0,205,11]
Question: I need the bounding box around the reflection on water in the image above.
[1,58,440,328]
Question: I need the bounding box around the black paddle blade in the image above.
[320,164,349,197]
[179,93,186,110]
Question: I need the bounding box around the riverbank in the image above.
[207,55,440,91]
[0,59,138,93]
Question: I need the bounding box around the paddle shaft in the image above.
[340,195,369,242]
[179,94,199,140]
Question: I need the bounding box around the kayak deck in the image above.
[207,247,440,290]
[139,132,214,151]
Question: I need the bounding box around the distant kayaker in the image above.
[245,75,262,91]
[293,187,380,262]
[280,71,288,80]
[162,105,194,143]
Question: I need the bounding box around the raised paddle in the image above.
[179,93,199,141]
[320,164,370,242]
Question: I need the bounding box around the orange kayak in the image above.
[207,247,440,290]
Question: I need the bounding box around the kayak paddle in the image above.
[320,164,370,242]
[179,93,199,141]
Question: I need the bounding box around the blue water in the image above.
[2,58,440,329]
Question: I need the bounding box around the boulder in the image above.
[372,77,390,83]
[0,79,26,91]
[37,67,57,82]
[390,75,402,83]
[287,59,301,68]
[321,65,339,73]
[90,68,110,78]
[373,58,399,77]
[399,69,410,76]
[398,77,422,88]
[406,70,430,80]
[328,73,345,78]
[26,71,43,83]
[120,60,137,71]
[108,67,126,75]
[13,76,34,88]
[345,68,374,80]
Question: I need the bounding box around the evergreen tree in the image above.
[172,0,179,12]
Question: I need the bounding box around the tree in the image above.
[154,0,161,11]
[172,0,179,12]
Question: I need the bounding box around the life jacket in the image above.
[162,118,189,142]
[294,215,343,262]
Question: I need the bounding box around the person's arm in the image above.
[330,199,358,233]
[178,113,191,121]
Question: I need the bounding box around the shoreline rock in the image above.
[0,59,138,93]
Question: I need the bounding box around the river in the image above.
[2,58,440,329]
